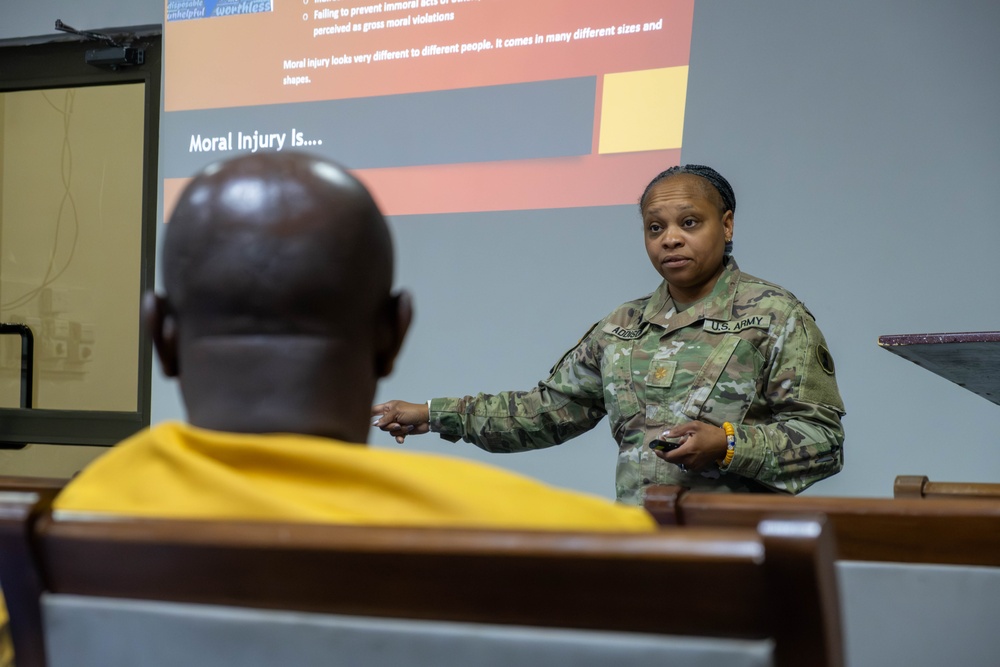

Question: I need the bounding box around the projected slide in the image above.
[161,0,694,216]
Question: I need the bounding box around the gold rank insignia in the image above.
[646,359,676,387]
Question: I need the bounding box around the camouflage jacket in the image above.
[429,259,845,504]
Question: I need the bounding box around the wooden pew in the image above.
[0,477,67,494]
[0,478,67,667]
[644,485,1000,666]
[0,493,845,667]
[645,485,1000,566]
[894,474,1000,501]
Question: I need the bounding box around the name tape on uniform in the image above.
[703,315,772,334]
[602,323,646,340]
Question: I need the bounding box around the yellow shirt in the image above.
[54,422,654,532]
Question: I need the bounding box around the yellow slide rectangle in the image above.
[599,66,689,155]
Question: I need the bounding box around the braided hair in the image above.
[639,165,736,255]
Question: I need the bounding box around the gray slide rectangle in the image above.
[161,77,597,177]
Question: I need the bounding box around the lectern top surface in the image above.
[878,331,1000,407]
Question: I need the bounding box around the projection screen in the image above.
[161,0,694,217]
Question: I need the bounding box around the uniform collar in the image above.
[644,257,741,330]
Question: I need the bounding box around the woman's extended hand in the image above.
[653,420,729,472]
[371,400,431,443]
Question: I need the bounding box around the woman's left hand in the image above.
[654,421,729,472]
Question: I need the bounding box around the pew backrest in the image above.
[644,485,1000,566]
[0,478,66,667]
[643,486,1000,667]
[0,491,844,667]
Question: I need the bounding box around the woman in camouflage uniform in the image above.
[373,165,845,504]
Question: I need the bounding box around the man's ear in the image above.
[142,291,180,378]
[375,289,413,378]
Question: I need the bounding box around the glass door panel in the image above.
[0,83,144,412]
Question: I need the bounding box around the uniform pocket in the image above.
[643,358,679,427]
[601,341,640,428]
[683,335,763,426]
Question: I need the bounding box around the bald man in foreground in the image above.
[54,152,654,531]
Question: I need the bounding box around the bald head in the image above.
[150,152,411,440]
[164,152,393,338]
